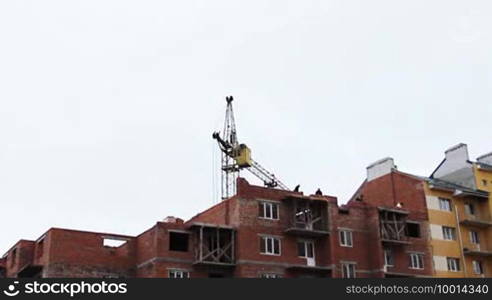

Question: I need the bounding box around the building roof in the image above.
[426,178,489,197]
[476,161,492,171]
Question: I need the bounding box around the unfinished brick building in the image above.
[349,158,432,277]
[1,167,433,278]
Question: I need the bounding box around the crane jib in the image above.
[213,96,290,200]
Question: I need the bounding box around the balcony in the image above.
[459,213,492,228]
[453,189,489,200]
[463,245,492,257]
[379,207,412,246]
[285,224,330,238]
[189,223,236,268]
[284,196,329,237]
[381,238,411,245]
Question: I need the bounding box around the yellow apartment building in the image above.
[426,144,492,277]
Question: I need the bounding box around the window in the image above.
[406,222,421,238]
[470,231,480,244]
[438,198,452,212]
[259,201,279,220]
[260,236,281,255]
[442,227,456,241]
[103,237,127,248]
[169,232,189,252]
[447,258,460,272]
[297,241,315,258]
[482,180,488,187]
[341,263,356,278]
[384,249,394,267]
[472,261,484,275]
[409,253,424,269]
[260,273,282,278]
[339,230,353,247]
[465,203,475,215]
[168,270,189,278]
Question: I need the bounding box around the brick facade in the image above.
[1,176,433,278]
[349,170,432,277]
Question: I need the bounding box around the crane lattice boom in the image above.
[247,160,289,190]
[213,96,289,200]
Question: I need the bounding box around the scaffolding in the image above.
[191,223,236,266]
[379,208,409,244]
[285,197,329,237]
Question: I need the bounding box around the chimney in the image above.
[477,152,492,165]
[444,143,469,162]
[163,216,177,223]
[367,157,396,181]
[163,216,185,224]
[432,143,472,180]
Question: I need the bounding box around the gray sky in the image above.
[1,1,491,254]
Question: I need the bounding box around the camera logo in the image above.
[3,281,20,297]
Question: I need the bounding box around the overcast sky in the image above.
[1,1,491,254]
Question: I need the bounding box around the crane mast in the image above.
[213,96,289,200]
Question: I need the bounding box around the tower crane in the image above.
[213,96,290,200]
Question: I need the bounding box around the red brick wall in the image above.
[136,226,157,267]
[136,221,200,278]
[330,202,383,278]
[2,175,434,278]
[43,229,136,278]
[232,179,334,277]
[4,240,35,278]
[355,171,428,220]
[349,171,433,277]
[187,199,232,225]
